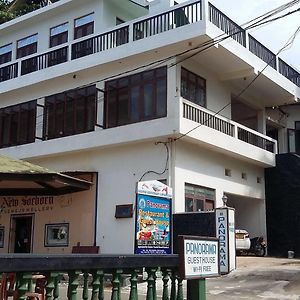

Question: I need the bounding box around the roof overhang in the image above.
[0,155,92,196]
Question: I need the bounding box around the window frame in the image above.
[43,85,97,140]
[74,13,94,39]
[0,100,37,149]
[181,67,206,107]
[16,34,38,59]
[104,66,167,128]
[185,183,215,212]
[50,22,69,48]
[0,43,12,66]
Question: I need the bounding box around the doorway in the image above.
[10,215,33,253]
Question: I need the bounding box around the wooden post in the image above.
[187,279,206,300]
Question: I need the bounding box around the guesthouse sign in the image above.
[178,235,220,279]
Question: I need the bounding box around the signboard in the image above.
[135,180,172,254]
[215,207,236,274]
[178,235,220,279]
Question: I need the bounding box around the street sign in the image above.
[178,235,220,280]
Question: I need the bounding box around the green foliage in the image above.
[0,0,60,24]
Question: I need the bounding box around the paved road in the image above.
[59,256,300,299]
[206,256,300,299]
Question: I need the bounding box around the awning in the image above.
[0,155,92,196]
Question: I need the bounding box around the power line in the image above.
[173,22,300,142]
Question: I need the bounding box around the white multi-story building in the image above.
[0,0,299,254]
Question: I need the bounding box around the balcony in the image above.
[182,99,277,165]
[0,0,299,92]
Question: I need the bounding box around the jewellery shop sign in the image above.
[178,235,220,279]
[0,196,54,214]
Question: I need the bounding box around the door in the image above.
[12,215,33,253]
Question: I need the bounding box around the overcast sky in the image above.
[209,0,300,70]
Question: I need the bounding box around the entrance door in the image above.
[12,215,33,253]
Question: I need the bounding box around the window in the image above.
[241,172,247,180]
[185,184,215,212]
[50,23,68,48]
[288,122,300,154]
[0,101,36,148]
[43,85,97,140]
[225,168,231,177]
[17,34,38,59]
[181,67,206,107]
[0,43,12,66]
[105,66,167,128]
[45,223,69,247]
[74,13,94,39]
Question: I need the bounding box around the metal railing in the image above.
[0,254,185,300]
[278,58,300,87]
[72,26,129,60]
[133,1,202,40]
[183,100,276,153]
[237,127,275,152]
[249,35,277,69]
[0,0,299,90]
[21,46,68,75]
[208,3,246,47]
[0,62,18,82]
[183,101,234,136]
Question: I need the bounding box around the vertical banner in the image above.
[215,207,236,274]
[135,180,172,254]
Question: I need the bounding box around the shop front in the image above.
[0,155,97,254]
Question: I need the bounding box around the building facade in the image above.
[0,0,299,254]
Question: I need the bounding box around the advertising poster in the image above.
[135,181,172,254]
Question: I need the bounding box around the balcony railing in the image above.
[183,101,234,136]
[21,46,68,75]
[278,58,300,87]
[0,62,18,82]
[183,100,276,153]
[249,35,277,69]
[72,26,129,60]
[208,3,246,47]
[0,0,299,90]
[133,1,202,40]
[0,254,189,300]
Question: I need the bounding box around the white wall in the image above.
[30,141,170,254]
[173,140,265,210]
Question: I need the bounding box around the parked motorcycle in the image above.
[249,236,267,257]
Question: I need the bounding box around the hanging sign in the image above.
[135,180,172,254]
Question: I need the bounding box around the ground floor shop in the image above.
[0,162,97,254]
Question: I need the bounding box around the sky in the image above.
[209,0,300,70]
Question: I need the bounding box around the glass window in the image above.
[105,66,167,128]
[74,13,94,39]
[0,101,36,149]
[0,43,12,65]
[181,67,206,107]
[185,183,215,212]
[17,34,38,59]
[43,85,97,140]
[50,23,68,48]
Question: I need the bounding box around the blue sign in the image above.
[135,194,171,254]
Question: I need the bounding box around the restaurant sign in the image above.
[135,180,172,254]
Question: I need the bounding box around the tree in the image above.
[0,0,58,24]
[0,0,15,24]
